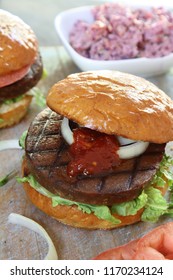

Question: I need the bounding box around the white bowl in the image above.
[54,5,173,77]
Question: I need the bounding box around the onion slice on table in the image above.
[61,117,149,159]
[8,213,58,260]
[0,140,21,151]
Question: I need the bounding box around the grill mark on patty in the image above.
[28,120,50,156]
[48,142,68,179]
[25,108,166,205]
[96,177,106,192]
[127,155,141,190]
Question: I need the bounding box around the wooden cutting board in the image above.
[0,46,173,260]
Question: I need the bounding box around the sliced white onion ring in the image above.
[117,136,136,146]
[61,117,74,145]
[0,140,21,151]
[61,117,149,159]
[117,141,149,159]
[8,213,58,260]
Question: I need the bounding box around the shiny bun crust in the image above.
[0,9,38,76]
[21,161,168,230]
[47,70,173,143]
[0,95,32,128]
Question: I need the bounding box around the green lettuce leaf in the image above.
[0,170,17,187]
[141,187,168,222]
[42,68,48,79]
[139,155,173,222]
[17,175,121,224]
[165,183,173,216]
[150,155,173,188]
[3,95,24,105]
[0,118,4,124]
[17,176,54,198]
[111,191,148,216]
[165,209,173,217]
[19,130,28,149]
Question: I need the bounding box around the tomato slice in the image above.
[0,64,30,88]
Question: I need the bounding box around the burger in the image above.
[19,70,173,230]
[0,9,43,128]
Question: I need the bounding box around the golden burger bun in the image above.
[0,9,38,76]
[47,70,173,143]
[0,95,32,129]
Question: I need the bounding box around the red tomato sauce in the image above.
[67,127,120,177]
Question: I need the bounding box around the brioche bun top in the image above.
[0,9,38,76]
[47,70,173,143]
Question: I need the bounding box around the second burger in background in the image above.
[0,9,43,128]
[19,70,173,229]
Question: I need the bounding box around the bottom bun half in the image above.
[0,95,32,129]
[22,180,143,230]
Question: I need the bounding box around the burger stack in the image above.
[0,9,43,128]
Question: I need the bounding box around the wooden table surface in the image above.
[0,46,173,260]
